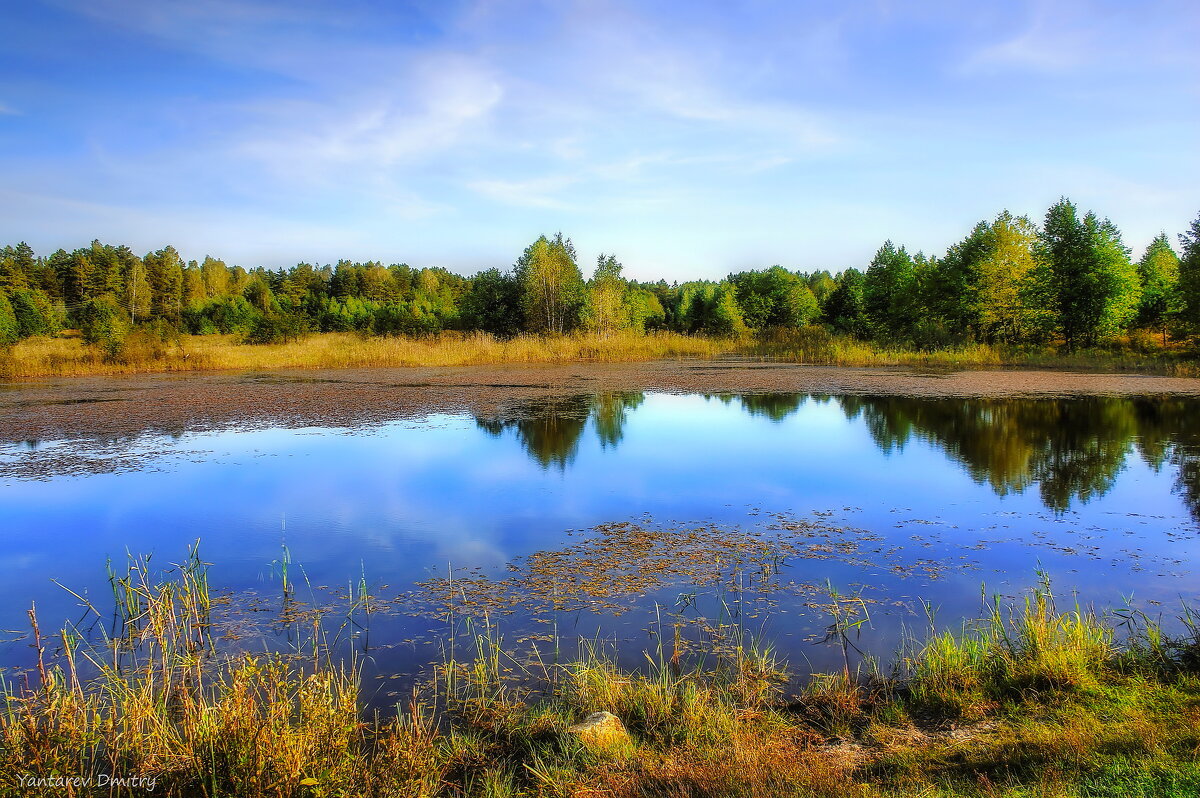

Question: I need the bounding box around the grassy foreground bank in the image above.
[2,329,1197,378]
[2,556,1199,797]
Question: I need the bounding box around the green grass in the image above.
[2,553,1198,796]
[904,576,1116,719]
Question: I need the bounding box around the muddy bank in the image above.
[3,359,1200,444]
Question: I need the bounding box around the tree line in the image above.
[2,198,1199,353]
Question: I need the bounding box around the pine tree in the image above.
[144,246,185,324]
[1136,233,1180,343]
[1178,211,1200,336]
[863,241,917,339]
[1035,198,1140,349]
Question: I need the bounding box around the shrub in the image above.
[77,296,130,358]
[173,296,263,335]
[1128,328,1160,353]
[9,288,62,338]
[0,293,17,345]
[244,312,309,344]
[372,302,441,337]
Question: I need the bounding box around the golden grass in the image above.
[0,331,738,378]
[2,327,1196,379]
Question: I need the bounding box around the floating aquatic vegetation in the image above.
[408,515,966,626]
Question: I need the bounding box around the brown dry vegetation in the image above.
[0,331,735,378]
[2,328,1196,379]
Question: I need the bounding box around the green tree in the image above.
[730,265,820,329]
[1136,233,1180,343]
[675,283,712,333]
[1177,211,1200,337]
[461,268,523,337]
[85,241,124,300]
[709,283,748,337]
[0,243,36,293]
[123,253,151,322]
[244,311,310,344]
[1035,198,1140,349]
[929,212,1040,343]
[78,295,130,357]
[243,274,279,314]
[143,246,185,324]
[208,295,260,334]
[585,254,628,336]
[49,248,86,307]
[978,213,1039,342]
[1089,215,1140,338]
[0,293,17,345]
[806,271,838,306]
[863,241,918,339]
[200,256,230,299]
[823,268,869,337]
[624,286,666,332]
[9,288,61,337]
[515,233,584,334]
[927,222,988,335]
[183,261,206,307]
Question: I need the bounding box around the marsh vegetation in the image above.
[3,549,1199,797]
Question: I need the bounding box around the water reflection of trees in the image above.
[837,396,1200,520]
[705,393,825,422]
[475,393,644,469]
[477,391,1200,520]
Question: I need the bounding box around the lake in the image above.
[2,389,1199,704]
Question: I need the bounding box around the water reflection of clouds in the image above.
[2,392,1200,671]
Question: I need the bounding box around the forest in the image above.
[2,197,1199,357]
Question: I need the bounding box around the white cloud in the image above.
[236,55,503,173]
[467,176,577,209]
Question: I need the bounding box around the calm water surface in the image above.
[2,392,1199,701]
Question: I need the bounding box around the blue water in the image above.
[2,392,1198,701]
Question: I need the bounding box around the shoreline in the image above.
[5,559,1198,797]
[4,360,1200,445]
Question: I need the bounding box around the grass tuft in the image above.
[906,577,1114,718]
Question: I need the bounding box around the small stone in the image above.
[566,711,631,751]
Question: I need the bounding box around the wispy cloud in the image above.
[235,55,504,175]
[467,176,577,210]
[3,0,1197,278]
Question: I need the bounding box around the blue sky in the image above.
[1,0,1196,281]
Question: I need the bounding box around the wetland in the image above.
[5,363,1200,796]
[2,364,1199,693]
